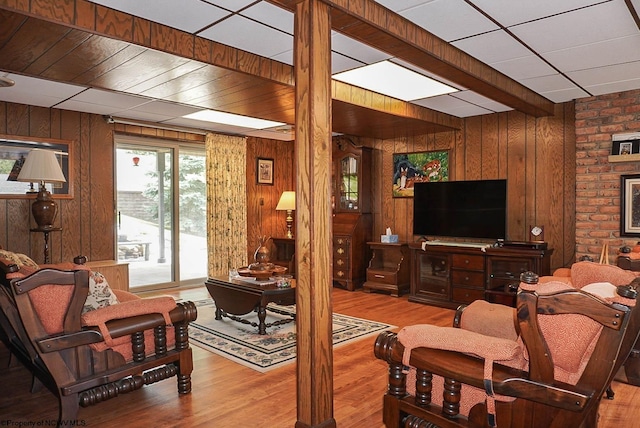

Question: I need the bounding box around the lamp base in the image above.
[32,187,58,229]
[285,210,294,239]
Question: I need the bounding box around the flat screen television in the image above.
[413,179,507,240]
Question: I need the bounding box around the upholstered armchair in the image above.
[374,264,640,428]
[0,251,197,426]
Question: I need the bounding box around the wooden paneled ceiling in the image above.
[0,0,584,139]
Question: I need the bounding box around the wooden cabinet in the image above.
[331,140,373,291]
[271,237,295,277]
[485,247,552,306]
[333,213,372,291]
[409,243,552,308]
[86,260,130,291]
[363,242,410,297]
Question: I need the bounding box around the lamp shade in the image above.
[276,191,296,211]
[17,148,66,184]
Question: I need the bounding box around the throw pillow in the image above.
[0,249,39,270]
[83,271,119,314]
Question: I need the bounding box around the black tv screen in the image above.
[413,179,507,240]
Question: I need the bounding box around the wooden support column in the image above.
[293,1,336,427]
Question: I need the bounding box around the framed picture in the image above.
[392,150,449,198]
[612,137,640,156]
[620,174,640,237]
[257,157,274,185]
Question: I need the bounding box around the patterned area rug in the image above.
[188,298,395,372]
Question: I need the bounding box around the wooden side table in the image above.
[363,241,410,297]
[30,227,62,264]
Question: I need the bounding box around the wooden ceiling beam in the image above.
[270,0,556,117]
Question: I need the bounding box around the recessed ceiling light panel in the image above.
[333,60,457,101]
[183,110,285,130]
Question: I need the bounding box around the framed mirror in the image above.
[0,134,73,199]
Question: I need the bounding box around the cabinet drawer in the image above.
[366,269,398,285]
[451,254,484,270]
[451,270,484,288]
[452,287,485,304]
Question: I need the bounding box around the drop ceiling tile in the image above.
[55,99,123,115]
[65,88,151,110]
[541,86,592,103]
[332,53,364,74]
[510,1,638,53]
[490,55,557,80]
[88,0,229,34]
[398,0,499,42]
[0,74,86,108]
[452,30,531,65]
[583,78,640,96]
[452,91,512,112]
[544,34,640,72]
[390,59,467,90]
[199,15,293,59]
[568,61,640,95]
[373,0,437,12]
[241,2,293,34]
[164,116,254,135]
[469,0,606,27]
[271,49,293,65]
[412,95,493,117]
[125,100,201,117]
[111,110,177,123]
[520,73,584,94]
[206,0,256,12]
[331,33,392,65]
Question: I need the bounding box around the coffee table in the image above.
[204,275,296,335]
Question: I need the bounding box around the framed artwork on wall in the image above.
[620,174,640,237]
[392,150,449,198]
[257,157,274,185]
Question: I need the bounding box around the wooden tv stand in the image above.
[409,242,552,309]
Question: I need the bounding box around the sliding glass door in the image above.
[116,138,206,290]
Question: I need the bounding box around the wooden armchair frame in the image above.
[374,274,640,428]
[0,260,197,427]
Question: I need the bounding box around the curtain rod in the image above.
[104,115,208,136]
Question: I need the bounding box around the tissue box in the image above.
[381,234,399,243]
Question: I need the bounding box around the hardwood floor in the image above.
[1,286,639,427]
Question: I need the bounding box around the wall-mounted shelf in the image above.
[608,154,640,163]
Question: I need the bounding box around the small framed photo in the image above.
[619,142,633,155]
[620,174,640,237]
[257,157,274,185]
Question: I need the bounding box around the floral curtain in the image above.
[205,133,248,276]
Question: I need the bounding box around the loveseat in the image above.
[0,250,197,426]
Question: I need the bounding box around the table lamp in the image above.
[276,191,296,239]
[17,148,67,230]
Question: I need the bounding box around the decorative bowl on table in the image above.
[237,264,287,280]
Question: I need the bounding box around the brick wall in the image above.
[575,89,640,262]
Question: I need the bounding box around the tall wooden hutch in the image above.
[332,139,373,291]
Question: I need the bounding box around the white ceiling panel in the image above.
[0,74,86,107]
[331,52,365,74]
[397,0,499,42]
[125,100,201,117]
[206,0,256,12]
[469,0,608,27]
[452,30,532,65]
[331,32,392,65]
[520,73,586,94]
[544,34,640,72]
[373,0,438,13]
[240,2,294,34]
[510,1,638,53]
[452,91,512,112]
[198,15,293,59]
[413,95,494,117]
[88,0,229,33]
[490,55,557,80]
[61,89,151,110]
[55,99,125,115]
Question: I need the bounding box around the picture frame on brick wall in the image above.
[620,174,640,237]
[612,133,640,156]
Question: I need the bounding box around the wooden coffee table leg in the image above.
[257,306,267,335]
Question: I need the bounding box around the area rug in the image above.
[188,299,395,373]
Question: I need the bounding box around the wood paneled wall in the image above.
[0,102,115,264]
[0,100,575,273]
[363,102,576,271]
[245,137,295,263]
